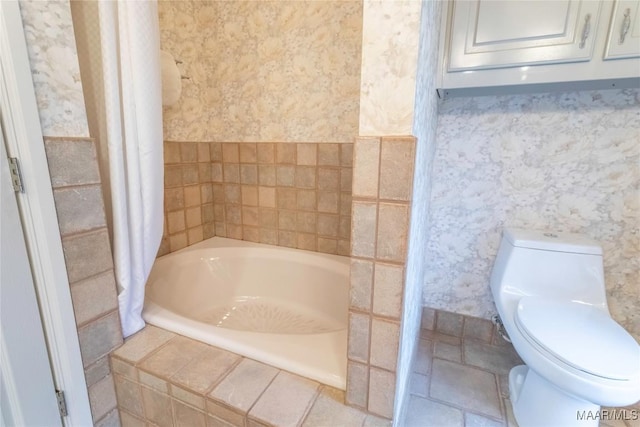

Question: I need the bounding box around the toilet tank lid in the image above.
[503,228,602,255]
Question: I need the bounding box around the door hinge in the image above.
[55,390,68,417]
[8,157,24,193]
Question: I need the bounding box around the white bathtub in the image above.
[142,237,349,389]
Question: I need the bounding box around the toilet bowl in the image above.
[490,228,640,427]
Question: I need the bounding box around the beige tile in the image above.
[209,359,278,412]
[276,165,295,187]
[317,214,339,237]
[430,359,502,419]
[352,137,380,198]
[302,386,366,426]
[141,386,172,427]
[89,373,117,421]
[258,208,278,229]
[278,230,297,248]
[171,347,240,394]
[201,184,213,204]
[278,210,296,231]
[379,138,415,201]
[297,143,317,165]
[464,316,494,343]
[210,143,222,162]
[184,185,201,208]
[119,410,145,427]
[297,233,317,251]
[296,212,317,233]
[205,400,245,426]
[167,211,186,234]
[223,164,239,183]
[406,395,463,427]
[277,188,297,210]
[222,143,239,163]
[317,191,339,214]
[241,186,258,206]
[70,271,118,326]
[214,222,227,237]
[346,361,368,408]
[240,164,258,185]
[186,207,202,228]
[171,384,205,410]
[421,329,462,346]
[372,263,404,319]
[339,215,351,239]
[350,259,373,311]
[181,143,198,163]
[297,189,317,211]
[318,143,340,166]
[340,143,353,167]
[363,414,392,426]
[348,312,370,362]
[260,228,278,245]
[44,139,100,187]
[188,226,204,245]
[198,143,211,162]
[78,311,123,367]
[211,163,223,183]
[203,204,215,223]
[436,311,464,337]
[114,375,143,418]
[212,184,225,203]
[85,355,111,387]
[166,187,185,211]
[295,166,317,188]
[434,342,462,363]
[95,409,119,427]
[463,340,522,376]
[239,143,257,163]
[318,168,340,191]
[113,325,175,363]
[170,233,187,251]
[174,399,207,427]
[53,185,106,235]
[376,203,409,262]
[258,186,276,208]
[249,371,319,427]
[368,367,395,419]
[183,164,199,185]
[257,143,275,164]
[409,372,429,398]
[276,143,296,164]
[139,370,169,393]
[139,336,209,380]
[199,163,211,183]
[165,165,183,188]
[317,237,337,254]
[340,193,352,216]
[341,168,353,192]
[421,307,436,331]
[164,142,181,164]
[203,223,215,239]
[370,319,400,371]
[351,202,377,258]
[414,339,433,376]
[111,358,137,381]
[258,164,276,186]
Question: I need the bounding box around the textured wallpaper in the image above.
[358,0,423,136]
[158,1,362,143]
[424,89,640,339]
[18,0,89,138]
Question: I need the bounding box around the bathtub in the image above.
[142,237,349,389]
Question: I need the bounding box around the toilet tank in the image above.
[490,228,608,308]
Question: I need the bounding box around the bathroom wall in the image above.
[158,0,362,143]
[18,1,122,424]
[425,88,640,340]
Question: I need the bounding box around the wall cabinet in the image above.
[438,0,640,97]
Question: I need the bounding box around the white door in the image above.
[604,0,640,59]
[0,128,62,426]
[446,0,603,71]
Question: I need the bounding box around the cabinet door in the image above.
[447,0,603,71]
[604,0,640,59]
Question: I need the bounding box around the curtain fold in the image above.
[71,1,164,337]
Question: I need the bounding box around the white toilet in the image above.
[490,228,640,427]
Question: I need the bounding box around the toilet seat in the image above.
[515,296,640,381]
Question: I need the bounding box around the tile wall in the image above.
[45,137,123,425]
[346,136,416,419]
[160,141,353,257]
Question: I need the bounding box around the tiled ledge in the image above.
[112,325,389,427]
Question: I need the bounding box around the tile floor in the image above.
[112,322,639,427]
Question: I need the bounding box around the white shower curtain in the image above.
[71,1,164,337]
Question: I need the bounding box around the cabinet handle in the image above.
[619,8,631,44]
[579,14,591,49]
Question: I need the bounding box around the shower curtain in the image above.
[71,1,164,337]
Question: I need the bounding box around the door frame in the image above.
[0,1,92,425]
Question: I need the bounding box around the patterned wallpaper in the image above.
[18,0,89,138]
[358,0,423,136]
[424,89,640,339]
[158,1,362,143]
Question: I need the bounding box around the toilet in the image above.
[490,228,640,427]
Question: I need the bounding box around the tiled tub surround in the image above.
[347,136,416,419]
[45,137,123,425]
[112,325,389,427]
